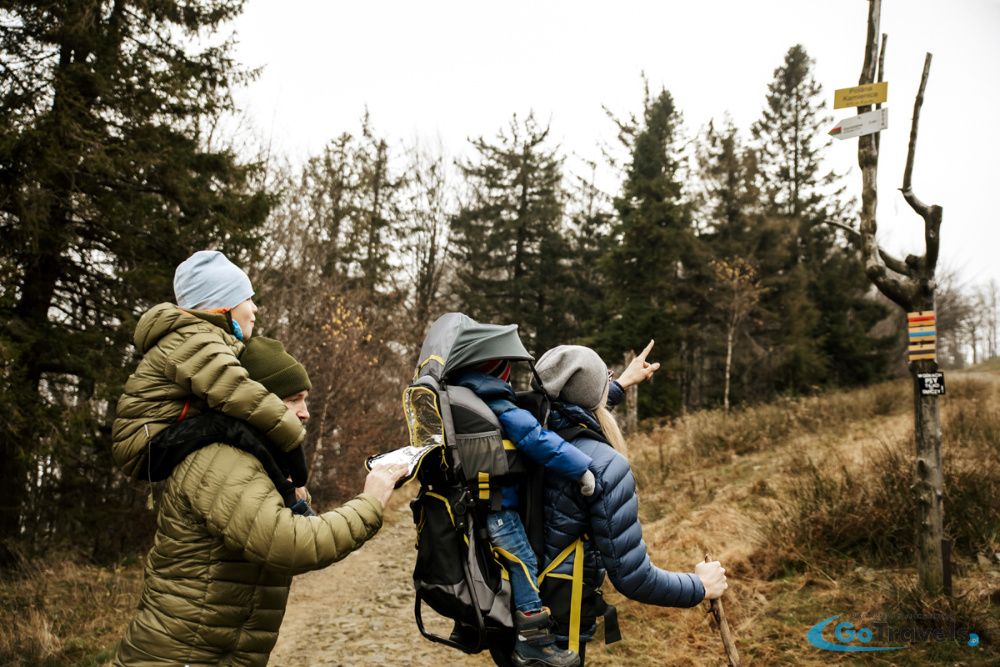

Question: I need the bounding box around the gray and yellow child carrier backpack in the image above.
[404,313,550,659]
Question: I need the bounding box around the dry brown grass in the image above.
[627,378,911,493]
[0,554,143,667]
[580,373,1000,666]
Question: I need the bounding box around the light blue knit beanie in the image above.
[173,250,254,311]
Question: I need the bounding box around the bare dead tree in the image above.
[711,258,763,414]
[622,349,639,433]
[988,280,999,359]
[402,144,453,352]
[960,291,987,365]
[856,0,946,595]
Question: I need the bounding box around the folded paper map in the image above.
[365,443,442,488]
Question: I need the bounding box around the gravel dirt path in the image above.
[269,496,495,666]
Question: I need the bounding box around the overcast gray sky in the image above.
[229,0,1000,291]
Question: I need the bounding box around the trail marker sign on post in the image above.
[829,108,888,140]
[918,372,945,396]
[907,311,937,362]
[834,81,888,109]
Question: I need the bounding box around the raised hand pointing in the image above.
[617,339,661,389]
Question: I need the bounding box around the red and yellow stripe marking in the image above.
[907,311,937,362]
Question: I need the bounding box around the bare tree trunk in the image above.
[913,355,945,594]
[623,350,638,434]
[723,325,735,414]
[989,280,998,358]
[856,0,945,595]
[711,258,760,416]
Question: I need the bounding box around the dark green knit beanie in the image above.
[241,337,312,398]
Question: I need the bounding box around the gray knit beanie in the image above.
[535,345,609,411]
[173,250,254,311]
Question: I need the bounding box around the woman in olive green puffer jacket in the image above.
[112,302,306,480]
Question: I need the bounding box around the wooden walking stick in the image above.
[705,554,741,667]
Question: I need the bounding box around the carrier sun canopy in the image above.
[414,313,533,381]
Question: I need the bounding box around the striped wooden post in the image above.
[907,311,937,362]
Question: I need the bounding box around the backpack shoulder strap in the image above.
[515,389,550,423]
[556,424,610,447]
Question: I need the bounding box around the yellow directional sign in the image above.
[834,81,888,109]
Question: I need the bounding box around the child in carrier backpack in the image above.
[112,250,312,512]
[453,358,596,667]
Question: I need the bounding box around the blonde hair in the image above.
[595,406,627,457]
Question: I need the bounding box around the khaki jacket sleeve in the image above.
[164,331,305,451]
[181,446,384,576]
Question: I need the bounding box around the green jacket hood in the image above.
[133,303,235,353]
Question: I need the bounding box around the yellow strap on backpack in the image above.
[569,538,584,653]
[478,471,490,501]
[539,540,576,582]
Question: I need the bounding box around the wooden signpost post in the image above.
[851,0,948,596]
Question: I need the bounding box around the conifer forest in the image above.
[1,0,996,559]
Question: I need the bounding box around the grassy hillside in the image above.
[587,373,1000,666]
[971,357,1000,373]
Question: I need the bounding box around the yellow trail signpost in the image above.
[833,81,888,109]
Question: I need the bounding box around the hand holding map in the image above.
[365,443,442,488]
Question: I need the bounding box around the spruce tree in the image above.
[564,161,615,348]
[340,115,405,297]
[698,119,763,258]
[697,120,766,405]
[301,134,358,280]
[751,45,889,391]
[450,113,571,354]
[257,115,407,324]
[600,87,702,416]
[0,0,270,558]
[753,45,838,223]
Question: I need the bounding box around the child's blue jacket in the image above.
[452,371,592,509]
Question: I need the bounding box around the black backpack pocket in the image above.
[411,489,514,653]
[455,430,510,481]
[412,490,472,620]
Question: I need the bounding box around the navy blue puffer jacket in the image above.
[542,393,705,628]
